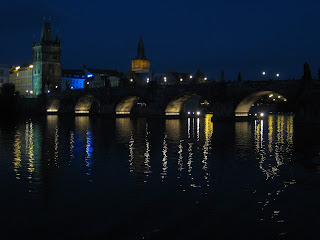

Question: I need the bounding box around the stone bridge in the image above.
[46,80,301,118]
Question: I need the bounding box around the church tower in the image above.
[131,35,150,73]
[32,22,61,95]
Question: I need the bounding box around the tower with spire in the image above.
[32,21,61,95]
[131,35,150,73]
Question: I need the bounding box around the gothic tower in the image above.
[32,22,61,95]
[131,35,150,73]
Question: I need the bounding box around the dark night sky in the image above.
[2,0,320,80]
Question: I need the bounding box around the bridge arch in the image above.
[235,91,287,117]
[165,92,205,116]
[74,94,100,114]
[47,98,60,114]
[115,96,143,115]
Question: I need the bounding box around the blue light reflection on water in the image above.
[1,115,320,239]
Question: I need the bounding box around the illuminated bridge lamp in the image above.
[276,73,280,77]
[204,77,207,81]
[262,71,266,75]
[190,75,192,79]
[180,78,183,82]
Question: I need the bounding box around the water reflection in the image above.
[25,121,35,179]
[75,116,94,181]
[13,130,22,179]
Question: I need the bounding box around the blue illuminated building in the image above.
[61,69,86,90]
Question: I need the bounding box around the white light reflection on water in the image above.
[69,131,74,162]
[178,140,184,172]
[161,134,168,179]
[54,126,59,168]
[128,133,134,173]
[144,123,151,175]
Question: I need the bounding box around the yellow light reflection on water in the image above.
[13,130,22,179]
[254,115,294,179]
[202,114,213,181]
[25,121,35,179]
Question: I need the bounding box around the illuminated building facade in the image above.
[83,67,122,88]
[61,69,86,90]
[9,64,34,96]
[32,22,61,95]
[0,64,10,88]
[131,36,150,73]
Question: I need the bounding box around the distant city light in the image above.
[26,90,28,93]
[190,75,193,78]
[197,111,200,115]
[278,96,281,98]
[87,74,93,78]
[147,78,149,83]
[55,86,58,88]
[260,112,264,117]
[29,65,33,68]
[47,90,50,93]
[15,66,20,70]
[30,91,33,94]
[276,73,280,77]
[130,79,133,82]
[71,87,73,89]
[180,78,183,82]
[204,77,207,81]
[269,94,273,97]
[262,71,266,75]
[188,112,190,115]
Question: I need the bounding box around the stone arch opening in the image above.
[115,96,141,115]
[47,98,60,114]
[235,91,288,117]
[165,92,205,116]
[75,94,100,114]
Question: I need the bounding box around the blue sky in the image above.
[2,0,320,80]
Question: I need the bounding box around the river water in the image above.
[1,114,320,239]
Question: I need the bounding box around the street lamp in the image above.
[276,73,280,78]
